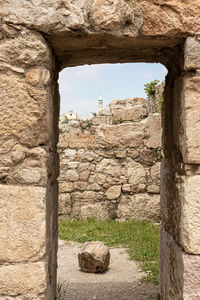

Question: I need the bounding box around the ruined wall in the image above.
[58,97,162,222]
[0,0,200,299]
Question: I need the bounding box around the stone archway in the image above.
[0,1,200,299]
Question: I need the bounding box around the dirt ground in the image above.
[57,240,159,300]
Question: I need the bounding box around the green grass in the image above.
[58,218,160,284]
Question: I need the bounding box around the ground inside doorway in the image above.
[57,240,159,300]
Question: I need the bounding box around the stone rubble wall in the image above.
[58,97,162,222]
[1,0,200,298]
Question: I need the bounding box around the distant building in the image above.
[66,111,77,120]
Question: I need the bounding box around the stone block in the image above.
[80,203,109,220]
[68,129,95,148]
[78,241,110,273]
[127,161,146,186]
[96,158,121,177]
[181,175,200,254]
[112,105,147,122]
[160,227,200,299]
[74,181,88,191]
[177,73,200,164]
[184,37,200,71]
[59,182,74,193]
[66,169,79,181]
[95,123,144,149]
[64,149,76,157]
[0,185,46,263]
[122,184,132,193]
[0,73,51,147]
[116,194,160,222]
[79,170,90,180]
[105,185,121,200]
[147,184,160,194]
[143,114,162,148]
[148,162,161,189]
[59,193,71,216]
[161,161,200,254]
[0,262,46,297]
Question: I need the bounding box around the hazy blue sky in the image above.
[58,63,167,116]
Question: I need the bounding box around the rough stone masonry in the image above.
[58,96,162,222]
[0,0,200,299]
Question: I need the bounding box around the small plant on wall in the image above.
[61,116,69,124]
[144,79,160,97]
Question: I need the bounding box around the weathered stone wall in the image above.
[0,1,200,299]
[0,25,59,299]
[58,97,162,222]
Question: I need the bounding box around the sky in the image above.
[58,63,167,117]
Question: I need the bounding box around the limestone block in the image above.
[74,181,88,191]
[147,184,160,194]
[127,161,146,186]
[66,169,79,182]
[0,73,51,147]
[0,28,51,68]
[184,37,200,71]
[140,1,200,37]
[112,105,147,122]
[59,193,71,216]
[79,151,95,162]
[72,191,97,202]
[64,149,76,157]
[59,182,74,193]
[1,0,199,41]
[177,73,200,164]
[0,262,46,297]
[95,124,144,149]
[96,158,121,177]
[148,162,161,192]
[0,185,46,263]
[181,175,200,254]
[122,184,132,193]
[78,162,91,172]
[67,162,79,169]
[58,134,69,148]
[80,203,109,220]
[78,241,110,273]
[105,185,121,200]
[13,168,42,184]
[117,194,160,222]
[87,183,101,191]
[143,114,162,148]
[79,170,90,180]
[68,129,95,148]
[91,0,142,32]
[89,173,106,185]
[160,227,200,300]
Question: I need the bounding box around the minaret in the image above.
[98,96,103,113]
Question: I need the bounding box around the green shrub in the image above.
[61,116,68,124]
[144,80,160,97]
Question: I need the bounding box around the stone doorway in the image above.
[1,1,200,299]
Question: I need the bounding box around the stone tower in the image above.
[98,96,103,113]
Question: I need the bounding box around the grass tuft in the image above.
[58,218,160,284]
